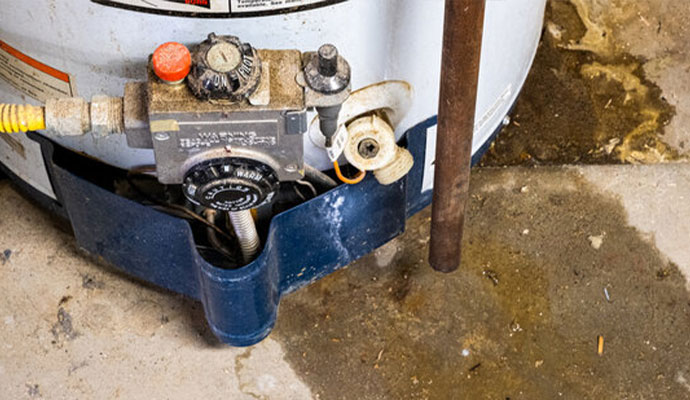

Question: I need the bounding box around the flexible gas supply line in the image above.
[0,103,45,133]
[228,210,261,264]
[0,96,124,137]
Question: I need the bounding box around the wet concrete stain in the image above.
[274,168,690,399]
[481,1,676,167]
[26,383,40,398]
[234,348,264,400]
[1,249,11,265]
[81,273,105,290]
[51,303,80,346]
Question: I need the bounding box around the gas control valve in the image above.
[122,33,352,214]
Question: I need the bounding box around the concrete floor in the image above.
[3,0,690,399]
[3,165,690,399]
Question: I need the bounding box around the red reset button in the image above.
[152,42,191,84]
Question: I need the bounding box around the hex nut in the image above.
[44,97,90,136]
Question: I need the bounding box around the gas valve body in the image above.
[130,37,350,215]
[144,47,309,186]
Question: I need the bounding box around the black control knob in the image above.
[182,158,278,212]
[304,44,351,95]
[187,34,262,102]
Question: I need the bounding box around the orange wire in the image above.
[333,160,366,185]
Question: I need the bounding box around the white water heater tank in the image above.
[0,0,545,199]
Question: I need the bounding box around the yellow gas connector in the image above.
[0,103,45,133]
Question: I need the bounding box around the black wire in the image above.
[295,180,318,198]
[125,170,235,242]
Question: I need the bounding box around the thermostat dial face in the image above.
[183,158,278,212]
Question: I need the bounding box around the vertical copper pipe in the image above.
[429,0,486,273]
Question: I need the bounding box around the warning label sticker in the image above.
[421,85,515,194]
[93,0,230,14]
[0,40,76,102]
[93,0,343,16]
[230,0,331,13]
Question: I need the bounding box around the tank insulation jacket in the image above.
[0,103,45,133]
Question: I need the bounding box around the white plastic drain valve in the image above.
[343,115,414,185]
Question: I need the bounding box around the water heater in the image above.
[0,0,546,346]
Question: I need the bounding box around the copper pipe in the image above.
[429,0,486,273]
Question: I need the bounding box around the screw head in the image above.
[284,163,300,173]
[154,132,170,141]
[358,138,380,160]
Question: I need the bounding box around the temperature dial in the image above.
[182,158,279,212]
[187,34,262,102]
